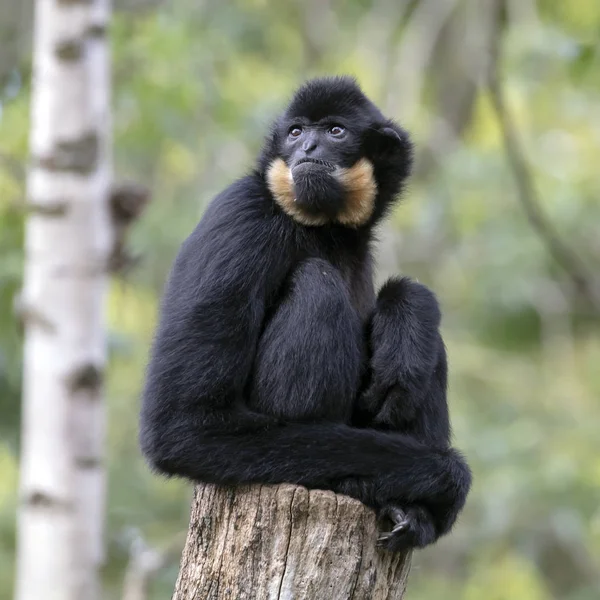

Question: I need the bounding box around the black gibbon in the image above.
[140,77,471,550]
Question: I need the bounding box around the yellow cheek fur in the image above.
[266,158,377,227]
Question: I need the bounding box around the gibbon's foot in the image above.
[377,504,436,551]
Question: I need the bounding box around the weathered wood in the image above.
[172,484,411,600]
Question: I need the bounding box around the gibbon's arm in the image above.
[140,177,282,425]
[140,177,469,512]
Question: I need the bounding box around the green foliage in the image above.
[0,0,599,598]
[0,84,27,599]
[0,93,27,447]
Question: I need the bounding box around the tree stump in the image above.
[172,484,411,600]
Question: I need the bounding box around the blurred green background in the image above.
[1,0,599,598]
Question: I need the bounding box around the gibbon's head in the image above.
[260,76,413,227]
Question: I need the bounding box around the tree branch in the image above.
[486,0,600,312]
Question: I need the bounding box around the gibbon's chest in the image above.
[310,244,376,322]
[286,222,376,321]
[340,253,376,321]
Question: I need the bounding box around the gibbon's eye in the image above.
[328,125,345,136]
[289,126,303,138]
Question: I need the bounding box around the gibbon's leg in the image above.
[357,277,447,441]
[356,277,470,549]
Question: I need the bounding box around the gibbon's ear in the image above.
[379,126,403,143]
[361,120,413,163]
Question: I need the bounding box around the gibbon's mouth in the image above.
[291,158,336,172]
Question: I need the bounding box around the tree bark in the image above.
[172,484,411,600]
[15,0,113,598]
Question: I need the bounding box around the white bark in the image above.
[15,0,113,599]
[73,3,112,597]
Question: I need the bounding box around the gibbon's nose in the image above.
[302,134,318,153]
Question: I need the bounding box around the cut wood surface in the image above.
[172,484,411,600]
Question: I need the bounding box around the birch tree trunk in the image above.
[172,484,412,600]
[15,0,113,599]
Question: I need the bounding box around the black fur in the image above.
[140,76,471,551]
[292,165,347,218]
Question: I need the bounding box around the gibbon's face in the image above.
[282,120,361,172]
[265,77,410,227]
